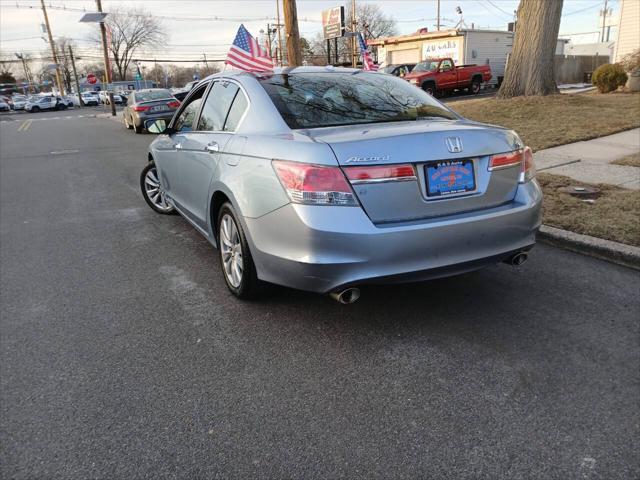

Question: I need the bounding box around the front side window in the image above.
[198,81,239,132]
[258,72,458,129]
[413,60,439,72]
[174,85,206,132]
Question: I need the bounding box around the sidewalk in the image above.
[534,128,640,189]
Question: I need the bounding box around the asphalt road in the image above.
[1,109,638,480]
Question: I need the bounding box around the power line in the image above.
[2,3,322,23]
[563,1,603,16]
[483,0,513,18]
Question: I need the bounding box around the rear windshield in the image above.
[135,90,173,102]
[258,72,457,129]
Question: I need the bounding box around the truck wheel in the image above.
[471,78,481,94]
[422,83,436,96]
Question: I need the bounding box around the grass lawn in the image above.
[449,92,640,151]
[612,152,640,167]
[537,173,640,247]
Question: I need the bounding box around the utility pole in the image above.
[436,0,441,31]
[600,0,609,42]
[276,0,285,65]
[95,0,115,116]
[15,53,33,93]
[266,24,273,59]
[40,0,64,95]
[283,0,302,66]
[68,45,83,107]
[351,0,357,67]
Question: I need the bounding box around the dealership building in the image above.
[369,28,568,86]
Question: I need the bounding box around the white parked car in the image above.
[60,96,74,108]
[98,91,123,105]
[11,95,28,110]
[81,91,100,106]
[24,95,66,112]
[0,99,9,112]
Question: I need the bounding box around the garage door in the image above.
[389,49,420,64]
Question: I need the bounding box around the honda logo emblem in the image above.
[445,137,463,153]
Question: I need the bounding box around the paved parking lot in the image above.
[1,108,638,479]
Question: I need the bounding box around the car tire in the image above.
[217,202,261,299]
[422,83,436,96]
[31,106,39,112]
[140,162,175,215]
[471,78,481,94]
[133,123,143,134]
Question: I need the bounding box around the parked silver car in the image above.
[141,67,542,302]
[123,89,180,134]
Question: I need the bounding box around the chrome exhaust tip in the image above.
[507,252,529,266]
[330,287,361,304]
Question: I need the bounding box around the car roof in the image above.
[135,88,170,93]
[200,65,377,83]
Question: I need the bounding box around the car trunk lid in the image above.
[304,120,525,223]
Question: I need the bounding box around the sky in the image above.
[0,0,620,67]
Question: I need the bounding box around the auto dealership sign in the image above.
[322,6,345,40]
[422,37,463,64]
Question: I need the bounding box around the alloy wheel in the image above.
[143,167,172,212]
[220,213,244,288]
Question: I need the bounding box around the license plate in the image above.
[425,159,476,197]
[151,105,168,112]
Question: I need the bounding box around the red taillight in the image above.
[488,150,522,171]
[272,160,357,206]
[520,146,535,183]
[133,105,151,112]
[167,100,180,108]
[343,164,416,183]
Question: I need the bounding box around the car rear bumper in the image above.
[243,180,543,293]
[132,111,175,127]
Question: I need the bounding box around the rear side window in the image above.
[223,90,248,132]
[198,81,239,131]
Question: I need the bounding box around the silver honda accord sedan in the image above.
[141,67,542,303]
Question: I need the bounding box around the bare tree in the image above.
[80,61,105,82]
[347,3,397,40]
[101,8,166,81]
[52,37,75,93]
[498,0,564,98]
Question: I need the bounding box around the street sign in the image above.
[87,73,97,84]
[322,6,345,40]
[79,12,108,23]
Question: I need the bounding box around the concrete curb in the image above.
[96,112,122,119]
[538,225,640,270]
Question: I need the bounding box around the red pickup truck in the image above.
[403,58,492,96]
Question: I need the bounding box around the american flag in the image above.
[226,24,273,72]
[357,32,378,71]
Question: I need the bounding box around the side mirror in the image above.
[145,119,168,134]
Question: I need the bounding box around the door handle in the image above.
[205,142,219,153]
